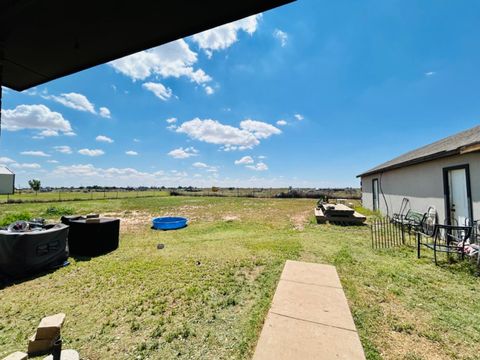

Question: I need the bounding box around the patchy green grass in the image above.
[0,197,479,359]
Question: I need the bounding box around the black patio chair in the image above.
[416,207,438,258]
[392,198,410,224]
[427,224,472,265]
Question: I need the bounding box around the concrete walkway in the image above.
[252,260,366,360]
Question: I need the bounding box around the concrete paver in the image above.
[252,260,366,360]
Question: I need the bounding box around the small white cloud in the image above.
[47,160,59,164]
[125,150,138,156]
[54,146,72,154]
[425,71,436,76]
[239,119,281,139]
[133,138,141,143]
[273,29,288,47]
[64,131,77,136]
[39,129,59,137]
[166,117,177,124]
[96,135,114,143]
[11,163,41,169]
[294,113,304,121]
[193,162,208,168]
[143,82,173,101]
[276,120,287,126]
[47,92,96,113]
[0,157,15,164]
[99,107,111,118]
[258,155,267,159]
[235,156,254,165]
[3,104,72,133]
[246,162,268,171]
[168,147,199,159]
[21,150,50,157]
[192,15,261,57]
[78,148,105,157]
[204,86,214,95]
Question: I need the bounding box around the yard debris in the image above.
[2,351,27,360]
[157,243,165,250]
[315,201,366,225]
[43,349,80,360]
[28,313,65,357]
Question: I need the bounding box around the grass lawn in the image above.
[0,197,479,359]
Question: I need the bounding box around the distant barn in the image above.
[358,125,480,226]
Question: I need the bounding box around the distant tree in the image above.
[28,179,41,196]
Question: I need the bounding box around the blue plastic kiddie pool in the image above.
[152,217,188,230]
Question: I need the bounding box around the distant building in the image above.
[0,166,15,195]
[357,125,480,225]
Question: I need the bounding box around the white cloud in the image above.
[11,163,41,169]
[258,155,267,159]
[0,157,15,164]
[47,160,59,164]
[176,118,259,150]
[125,150,138,156]
[166,117,177,124]
[204,86,214,95]
[425,71,436,76]
[48,92,96,113]
[78,149,105,157]
[234,156,254,165]
[64,131,77,136]
[273,29,288,47]
[109,39,211,84]
[168,147,199,159]
[53,146,72,154]
[246,162,268,171]
[3,104,72,133]
[133,138,141,143]
[239,119,281,139]
[96,135,114,143]
[276,120,287,126]
[38,129,59,137]
[99,107,111,118]
[21,150,50,157]
[142,82,173,101]
[193,162,209,168]
[192,14,261,57]
[294,113,304,121]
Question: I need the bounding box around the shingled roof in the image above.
[358,125,480,177]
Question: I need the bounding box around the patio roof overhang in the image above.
[0,0,294,91]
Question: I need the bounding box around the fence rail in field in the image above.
[371,216,416,249]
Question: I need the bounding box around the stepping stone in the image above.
[43,349,80,360]
[36,313,66,340]
[2,352,28,360]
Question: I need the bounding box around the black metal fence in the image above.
[370,217,416,249]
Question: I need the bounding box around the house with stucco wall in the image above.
[357,125,480,226]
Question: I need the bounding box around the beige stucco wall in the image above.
[360,152,480,223]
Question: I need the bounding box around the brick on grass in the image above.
[43,349,80,360]
[35,313,66,340]
[27,333,56,356]
[2,351,28,360]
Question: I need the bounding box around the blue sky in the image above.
[1,0,480,188]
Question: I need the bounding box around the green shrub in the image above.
[42,206,75,217]
[0,211,33,227]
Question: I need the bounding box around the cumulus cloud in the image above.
[2,104,72,133]
[239,119,281,139]
[38,129,59,137]
[168,147,199,159]
[273,29,288,47]
[47,92,95,113]
[176,118,259,150]
[246,162,268,171]
[78,149,105,157]
[166,117,177,124]
[99,107,111,118]
[11,163,41,169]
[142,82,173,101]
[276,120,287,126]
[47,160,59,164]
[0,157,15,164]
[234,156,254,165]
[192,162,217,172]
[294,113,304,121]
[53,146,72,154]
[125,151,138,156]
[21,150,50,157]
[96,135,114,143]
[133,138,141,143]
[192,15,261,57]
[425,71,436,76]
[109,39,211,84]
[204,86,214,95]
